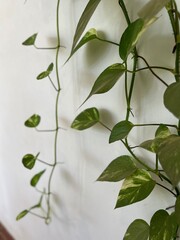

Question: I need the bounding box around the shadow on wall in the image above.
[0,223,14,240]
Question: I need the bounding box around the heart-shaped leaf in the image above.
[97,155,137,182]
[82,64,125,105]
[71,107,99,130]
[164,82,180,119]
[22,153,40,170]
[22,33,38,46]
[115,169,155,208]
[119,18,144,60]
[30,169,46,187]
[109,120,134,143]
[71,0,101,51]
[37,63,54,80]
[16,210,29,221]
[24,114,41,128]
[149,210,177,240]
[123,219,149,240]
[155,124,171,139]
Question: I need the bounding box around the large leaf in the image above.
[123,219,149,240]
[30,169,46,187]
[109,120,134,143]
[115,169,155,208]
[71,0,101,51]
[24,114,41,128]
[119,18,144,60]
[164,82,180,119]
[175,196,180,225]
[37,63,54,80]
[82,63,125,105]
[97,155,137,182]
[71,107,99,130]
[149,210,177,240]
[22,33,38,46]
[22,153,40,170]
[16,210,29,221]
[157,135,180,186]
[67,28,98,62]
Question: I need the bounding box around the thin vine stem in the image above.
[156,182,177,197]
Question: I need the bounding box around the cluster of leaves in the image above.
[69,0,180,239]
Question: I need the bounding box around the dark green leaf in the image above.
[149,210,177,240]
[71,107,99,130]
[71,0,101,51]
[119,18,144,60]
[16,210,29,221]
[83,63,125,105]
[67,28,98,62]
[24,114,41,128]
[155,124,171,139]
[22,33,38,46]
[123,219,149,240]
[115,169,155,208]
[109,121,133,143]
[139,138,166,153]
[37,63,54,80]
[30,169,46,187]
[97,155,137,182]
[157,135,180,185]
[175,196,180,224]
[22,153,39,170]
[164,82,180,119]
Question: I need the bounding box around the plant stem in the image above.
[96,37,120,46]
[134,123,178,130]
[48,76,58,91]
[156,182,177,197]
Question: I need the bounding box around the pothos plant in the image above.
[16,0,61,224]
[69,0,180,239]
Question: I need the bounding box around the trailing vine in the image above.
[70,0,180,239]
[16,0,61,224]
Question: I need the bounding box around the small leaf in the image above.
[37,63,54,80]
[164,82,180,119]
[97,155,137,182]
[119,18,144,60]
[67,28,98,62]
[109,121,134,143]
[22,153,39,170]
[83,63,125,105]
[71,0,101,51]
[16,210,29,221]
[24,114,41,128]
[155,124,171,139]
[30,169,46,187]
[22,33,38,46]
[157,135,180,185]
[115,169,155,208]
[149,210,177,240]
[71,107,99,130]
[123,219,149,240]
[175,196,180,225]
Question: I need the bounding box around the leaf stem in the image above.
[48,76,58,91]
[156,182,177,197]
[96,37,120,46]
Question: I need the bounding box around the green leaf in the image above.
[37,63,54,80]
[16,210,29,221]
[22,153,39,170]
[109,121,133,143]
[30,169,46,187]
[157,135,180,186]
[71,0,101,51]
[97,155,137,182]
[71,107,99,130]
[164,82,180,119]
[123,219,149,240]
[175,196,180,225]
[155,124,171,139]
[115,169,155,208]
[24,114,41,128]
[119,18,144,60]
[22,33,38,46]
[82,63,125,105]
[67,28,98,62]
[149,210,177,240]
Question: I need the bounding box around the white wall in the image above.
[0,0,178,239]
